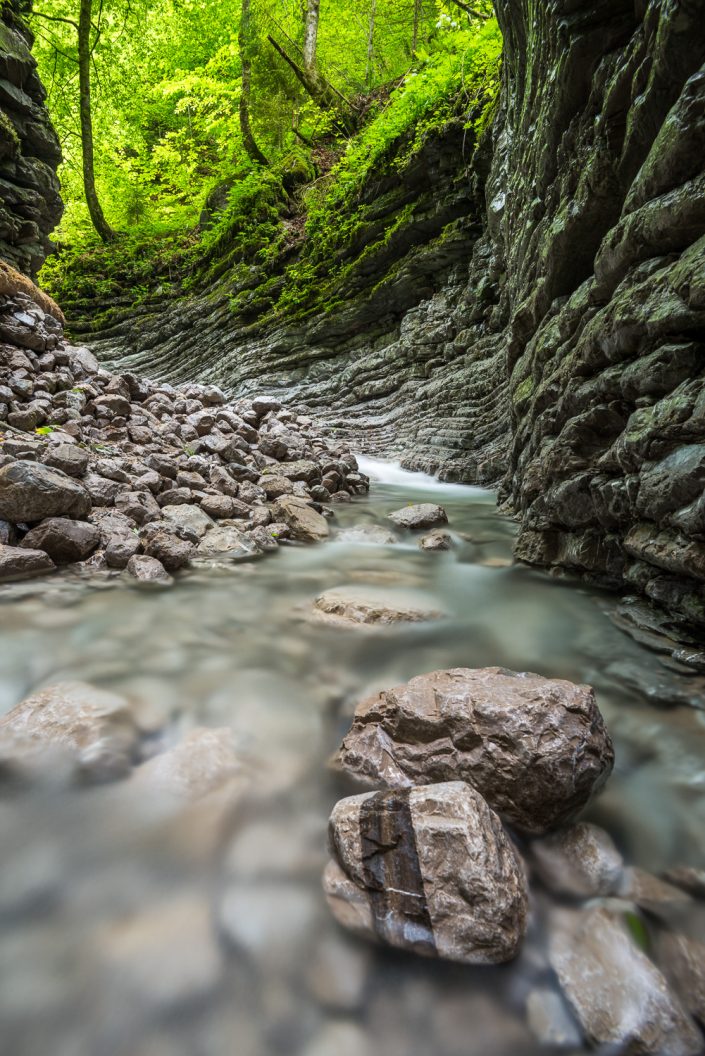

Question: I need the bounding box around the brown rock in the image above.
[335,667,614,834]
[126,554,173,586]
[388,503,448,530]
[324,782,528,964]
[0,542,55,582]
[20,517,100,564]
[0,681,139,781]
[42,442,89,478]
[273,495,329,542]
[142,528,194,571]
[314,587,443,627]
[0,460,90,523]
[549,907,702,1056]
[528,821,624,898]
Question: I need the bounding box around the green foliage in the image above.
[35,0,500,320]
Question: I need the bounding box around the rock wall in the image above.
[0,0,62,276]
[30,1,705,629]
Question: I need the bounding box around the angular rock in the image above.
[314,587,443,627]
[335,667,614,834]
[528,822,624,898]
[655,931,705,1027]
[0,542,55,582]
[126,554,173,586]
[132,727,246,804]
[324,782,528,964]
[420,529,453,551]
[42,442,89,478]
[142,528,194,572]
[0,681,139,782]
[196,524,259,559]
[161,503,214,539]
[388,503,448,530]
[0,460,90,523]
[272,495,329,542]
[20,517,100,564]
[549,908,702,1056]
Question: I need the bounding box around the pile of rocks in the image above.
[0,288,367,585]
[324,667,705,1054]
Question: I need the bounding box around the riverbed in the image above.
[1,458,704,1056]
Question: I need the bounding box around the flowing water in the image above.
[1,458,704,1056]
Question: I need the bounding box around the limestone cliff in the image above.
[0,0,62,276]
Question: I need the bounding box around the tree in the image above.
[238,0,268,165]
[33,0,118,242]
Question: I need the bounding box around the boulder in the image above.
[0,681,139,782]
[126,554,173,586]
[105,533,141,569]
[314,587,443,627]
[142,528,194,571]
[419,529,453,551]
[196,525,259,559]
[324,782,528,964]
[272,496,329,542]
[42,442,89,478]
[528,822,624,898]
[0,460,90,523]
[131,727,246,804]
[335,667,614,834]
[20,517,100,564]
[0,542,55,582]
[549,908,702,1056]
[161,503,214,539]
[388,503,448,530]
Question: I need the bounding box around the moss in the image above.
[513,377,535,403]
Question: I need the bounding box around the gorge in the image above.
[0,0,704,1054]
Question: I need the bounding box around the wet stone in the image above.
[388,503,448,530]
[335,666,614,834]
[20,518,100,564]
[324,781,528,965]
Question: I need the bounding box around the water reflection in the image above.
[1,459,704,1055]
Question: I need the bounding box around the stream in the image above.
[1,457,704,1056]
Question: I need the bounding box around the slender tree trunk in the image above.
[412,0,421,56]
[78,0,116,242]
[302,0,320,78]
[239,0,268,165]
[365,0,376,87]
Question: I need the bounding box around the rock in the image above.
[654,931,705,1027]
[335,667,614,834]
[306,933,371,1011]
[105,533,141,569]
[324,782,528,964]
[528,821,624,898]
[662,867,705,900]
[161,503,214,539]
[19,517,100,564]
[0,542,54,582]
[251,396,281,418]
[548,907,702,1056]
[272,495,329,542]
[199,493,239,519]
[526,987,582,1048]
[131,727,246,803]
[314,587,443,627]
[126,554,173,586]
[336,524,397,544]
[196,524,259,558]
[271,459,320,484]
[419,529,453,550]
[0,460,90,523]
[618,867,694,918]
[0,681,139,782]
[113,489,161,525]
[388,503,448,530]
[259,474,295,500]
[142,528,194,571]
[41,442,89,478]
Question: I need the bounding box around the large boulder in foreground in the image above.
[335,667,614,834]
[0,461,90,523]
[323,782,528,964]
[272,496,329,542]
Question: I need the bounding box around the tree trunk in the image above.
[302,0,320,78]
[365,0,377,87]
[267,35,357,133]
[412,0,421,56]
[239,0,268,165]
[78,0,116,242]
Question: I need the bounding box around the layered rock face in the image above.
[77,1,705,632]
[495,0,705,628]
[0,1,62,276]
